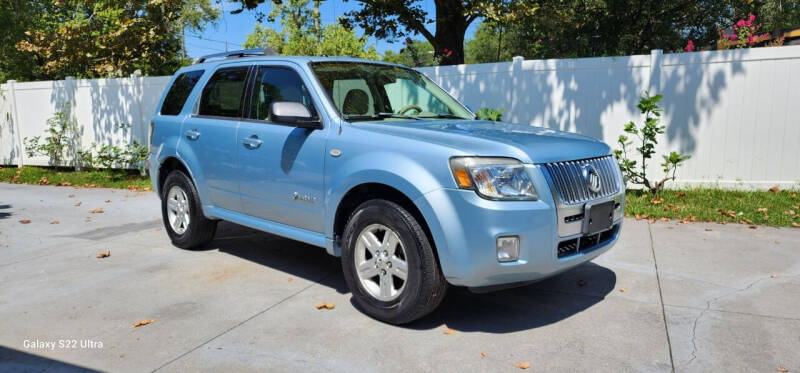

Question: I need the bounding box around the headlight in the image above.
[449,157,538,201]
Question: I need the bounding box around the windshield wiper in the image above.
[416,113,470,120]
[344,112,422,121]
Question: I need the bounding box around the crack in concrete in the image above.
[648,222,676,372]
[677,276,770,369]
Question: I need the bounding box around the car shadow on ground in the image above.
[0,204,12,219]
[205,222,616,334]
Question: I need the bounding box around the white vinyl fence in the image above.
[2,45,799,189]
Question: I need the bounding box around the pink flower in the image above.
[748,13,755,22]
[736,19,746,27]
[685,40,695,52]
[747,34,754,44]
[745,19,752,27]
[730,34,738,41]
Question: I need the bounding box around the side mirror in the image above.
[270,102,322,130]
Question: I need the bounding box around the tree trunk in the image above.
[432,0,468,65]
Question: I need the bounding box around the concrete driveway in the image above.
[1,183,799,372]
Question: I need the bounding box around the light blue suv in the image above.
[149,49,625,324]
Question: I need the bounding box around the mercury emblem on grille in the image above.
[582,164,602,193]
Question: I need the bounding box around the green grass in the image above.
[625,188,800,228]
[0,166,151,190]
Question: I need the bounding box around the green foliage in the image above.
[476,107,504,122]
[624,188,800,228]
[462,0,800,62]
[243,0,378,59]
[614,92,690,194]
[382,40,435,67]
[83,141,150,175]
[4,0,217,81]
[24,104,77,170]
[0,166,151,190]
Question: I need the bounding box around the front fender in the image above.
[325,151,446,239]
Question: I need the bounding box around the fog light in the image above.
[496,236,520,262]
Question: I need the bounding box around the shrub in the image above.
[476,107,504,121]
[614,92,690,194]
[24,104,78,170]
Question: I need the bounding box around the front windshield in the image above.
[310,62,474,122]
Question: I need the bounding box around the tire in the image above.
[160,170,217,249]
[341,199,447,324]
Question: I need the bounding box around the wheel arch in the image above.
[332,182,441,267]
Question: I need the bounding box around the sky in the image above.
[184,0,481,59]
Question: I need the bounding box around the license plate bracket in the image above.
[583,200,615,235]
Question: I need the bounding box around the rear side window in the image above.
[160,70,204,115]
[198,67,249,118]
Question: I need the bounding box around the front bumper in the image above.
[416,167,624,288]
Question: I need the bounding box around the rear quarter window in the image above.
[160,70,205,115]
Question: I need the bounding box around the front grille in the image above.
[557,224,619,258]
[542,156,621,205]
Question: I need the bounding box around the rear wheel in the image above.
[341,199,446,324]
[161,170,217,249]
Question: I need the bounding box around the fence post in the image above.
[649,49,663,93]
[130,70,146,147]
[7,80,24,168]
[64,76,82,171]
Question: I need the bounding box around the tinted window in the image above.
[160,70,204,115]
[249,67,317,121]
[199,67,249,118]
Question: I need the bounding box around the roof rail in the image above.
[193,48,277,64]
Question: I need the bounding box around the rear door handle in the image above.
[243,135,262,149]
[185,129,200,140]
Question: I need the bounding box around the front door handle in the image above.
[243,135,262,149]
[185,129,200,140]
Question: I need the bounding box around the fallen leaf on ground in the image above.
[704,228,712,231]
[443,328,456,335]
[676,192,686,197]
[619,288,627,292]
[785,210,796,216]
[19,219,31,224]
[748,225,757,229]
[480,352,487,358]
[315,302,335,310]
[38,176,49,185]
[56,181,72,186]
[287,277,293,282]
[792,222,800,228]
[769,185,780,193]
[72,201,82,206]
[515,362,531,369]
[49,221,59,224]
[757,207,769,213]
[791,193,797,199]
[131,319,154,328]
[68,194,75,198]
[718,209,736,218]
[650,198,663,204]
[777,366,788,372]
[770,274,779,278]
[634,214,649,220]
[96,251,110,258]
[89,208,104,214]
[740,218,754,225]
[105,199,111,203]
[659,217,670,221]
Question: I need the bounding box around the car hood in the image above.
[350,120,611,164]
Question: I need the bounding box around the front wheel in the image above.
[160,170,217,249]
[341,200,446,324]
